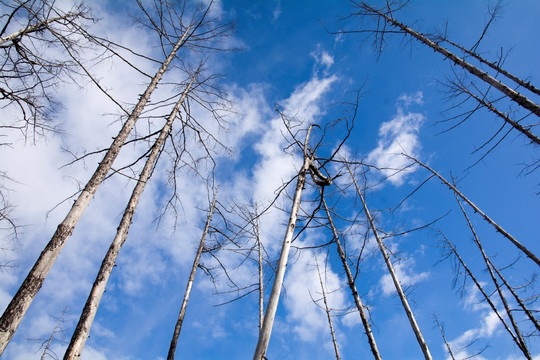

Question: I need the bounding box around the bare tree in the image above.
[0,0,95,141]
[406,155,540,266]
[321,189,381,360]
[253,124,332,360]
[0,0,227,353]
[167,190,217,360]
[64,73,198,359]
[346,1,540,129]
[346,162,433,360]
[314,259,341,360]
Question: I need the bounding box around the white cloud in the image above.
[283,250,346,345]
[379,256,429,296]
[366,93,425,186]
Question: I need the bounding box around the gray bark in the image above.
[315,261,341,360]
[167,190,217,360]
[359,2,540,119]
[347,165,432,360]
[406,155,540,266]
[253,126,315,360]
[455,195,532,358]
[0,13,81,46]
[63,76,196,360]
[0,27,193,355]
[321,193,382,360]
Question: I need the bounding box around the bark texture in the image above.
[0,28,192,355]
[348,166,432,360]
[64,76,195,360]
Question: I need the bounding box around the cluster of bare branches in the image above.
[341,1,540,173]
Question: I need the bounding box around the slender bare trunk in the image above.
[441,235,528,358]
[255,210,264,331]
[321,193,382,360]
[315,261,341,360]
[455,195,531,358]
[406,155,540,266]
[0,27,193,355]
[253,126,315,360]
[443,37,540,98]
[347,165,432,360]
[64,76,196,360]
[167,190,217,360]
[360,3,540,119]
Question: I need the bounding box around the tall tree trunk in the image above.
[0,27,193,355]
[64,75,196,360]
[347,165,433,360]
[253,126,315,360]
[406,155,540,266]
[167,190,217,360]
[359,2,540,119]
[321,192,382,360]
[441,235,529,358]
[255,208,264,331]
[315,260,341,360]
[455,194,532,358]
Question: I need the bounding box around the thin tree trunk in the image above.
[406,155,540,266]
[64,75,197,360]
[441,235,527,358]
[167,190,217,360]
[434,316,456,360]
[347,165,433,360]
[254,208,264,331]
[253,126,315,360]
[0,26,193,355]
[360,2,540,119]
[315,260,341,360]
[455,194,532,358]
[321,192,382,360]
[443,37,540,98]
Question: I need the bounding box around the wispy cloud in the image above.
[366,92,425,186]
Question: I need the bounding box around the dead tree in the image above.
[0,0,94,140]
[440,233,532,359]
[346,1,540,145]
[346,163,433,360]
[321,190,381,360]
[0,1,225,353]
[167,190,218,360]
[315,260,341,360]
[63,73,197,359]
[253,124,333,360]
[406,155,540,267]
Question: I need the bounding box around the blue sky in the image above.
[0,0,539,359]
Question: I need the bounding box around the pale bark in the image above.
[63,76,196,360]
[347,165,432,360]
[315,261,341,360]
[406,155,540,266]
[321,193,382,360]
[455,195,532,358]
[167,190,217,360]
[0,27,193,355]
[255,209,264,331]
[442,37,540,98]
[358,2,540,119]
[253,126,315,360]
[441,236,527,358]
[0,13,81,46]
